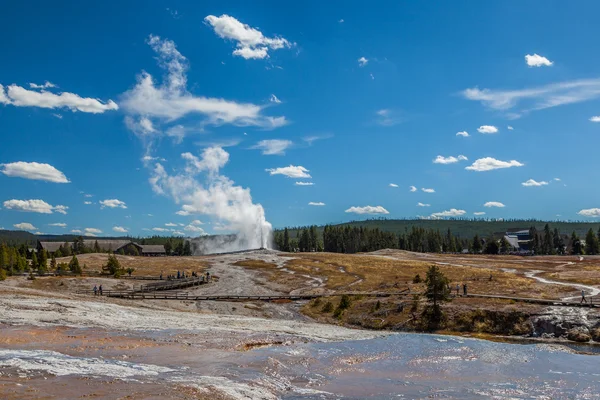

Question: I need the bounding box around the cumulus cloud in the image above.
[473,212,486,216]
[190,219,203,225]
[85,228,102,235]
[152,227,169,232]
[578,208,600,218]
[507,125,514,130]
[121,35,286,148]
[522,179,549,187]
[590,116,600,122]
[389,183,399,188]
[456,131,469,137]
[421,188,435,193]
[477,125,498,134]
[165,222,178,227]
[71,229,82,234]
[465,157,524,172]
[462,78,600,116]
[431,208,466,218]
[269,94,281,103]
[308,202,325,206]
[266,165,311,178]
[204,14,293,60]
[13,222,36,231]
[184,224,206,234]
[345,205,389,215]
[113,226,128,233]
[417,202,430,207]
[295,181,314,186]
[84,201,92,205]
[525,53,553,67]
[100,199,127,209]
[48,223,67,227]
[484,201,505,208]
[251,139,293,155]
[0,83,117,113]
[3,199,68,214]
[0,161,69,183]
[433,155,468,164]
[409,186,417,192]
[358,57,368,67]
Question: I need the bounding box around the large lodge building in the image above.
[37,240,166,256]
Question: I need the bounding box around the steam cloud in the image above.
[149,147,272,254]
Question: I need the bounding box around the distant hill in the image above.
[279,219,600,239]
[0,230,130,246]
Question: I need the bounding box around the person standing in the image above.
[93,285,98,296]
[463,283,467,296]
[581,290,587,304]
[99,285,103,296]
[456,284,460,296]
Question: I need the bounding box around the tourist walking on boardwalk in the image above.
[93,285,98,296]
[99,285,103,296]
[177,271,181,279]
[463,283,467,296]
[581,290,587,304]
[456,284,460,296]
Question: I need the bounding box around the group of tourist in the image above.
[93,285,103,296]
[159,271,211,282]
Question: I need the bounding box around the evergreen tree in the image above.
[585,228,599,255]
[164,239,172,255]
[283,228,290,252]
[529,226,539,254]
[38,249,48,273]
[0,244,7,268]
[183,240,192,256]
[484,238,499,254]
[499,236,511,254]
[62,241,72,257]
[93,240,101,253]
[553,228,565,255]
[570,232,583,255]
[68,255,81,274]
[50,255,57,271]
[424,265,451,308]
[472,234,482,253]
[543,224,553,255]
[31,251,38,271]
[104,254,122,276]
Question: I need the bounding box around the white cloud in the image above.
[85,228,102,235]
[358,57,368,67]
[409,186,417,192]
[507,125,514,130]
[29,81,57,89]
[456,131,469,137]
[52,113,62,119]
[34,231,45,235]
[345,205,389,215]
[433,155,468,164]
[165,222,178,227]
[417,202,430,207]
[100,199,127,209]
[0,83,117,113]
[113,226,128,233]
[152,227,169,232]
[484,201,505,208]
[84,194,93,198]
[251,139,293,155]
[473,212,486,216]
[465,157,524,172]
[269,94,281,103]
[522,179,549,187]
[590,116,600,122]
[48,223,67,227]
[13,222,37,231]
[184,224,206,234]
[190,219,203,226]
[525,53,553,67]
[121,35,286,145]
[578,208,600,218]
[477,125,498,134]
[370,73,375,80]
[554,178,561,181]
[431,209,466,218]
[71,229,82,234]
[339,19,344,23]
[0,161,69,183]
[172,231,185,236]
[266,165,311,178]
[204,14,293,60]
[295,181,314,186]
[84,201,92,205]
[421,188,435,193]
[308,202,325,206]
[389,183,399,188]
[375,109,401,126]
[463,78,600,116]
[3,199,68,214]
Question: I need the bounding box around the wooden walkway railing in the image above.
[465,293,599,308]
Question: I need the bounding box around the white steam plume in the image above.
[150,147,272,253]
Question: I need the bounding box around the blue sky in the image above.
[1,1,600,237]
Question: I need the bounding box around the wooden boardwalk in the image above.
[466,293,599,308]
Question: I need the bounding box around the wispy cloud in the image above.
[431,209,465,218]
[269,94,281,103]
[308,202,325,206]
[484,201,505,208]
[473,212,486,216]
[522,179,549,187]
[48,223,67,227]
[389,183,399,188]
[433,155,468,164]
[113,226,128,233]
[421,188,435,193]
[463,78,600,116]
[409,186,417,192]
[295,181,314,186]
[417,202,430,207]
[0,161,69,183]
[100,199,127,209]
[3,199,68,214]
[251,139,293,155]
[456,131,469,137]
[358,57,368,67]
[375,109,402,126]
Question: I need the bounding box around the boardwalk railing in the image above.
[138,277,205,292]
[466,293,599,308]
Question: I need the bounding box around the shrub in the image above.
[375,300,381,310]
[338,295,352,311]
[321,301,334,313]
[413,274,422,284]
[0,269,6,281]
[311,298,322,308]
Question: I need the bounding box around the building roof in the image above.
[504,235,520,249]
[140,245,166,254]
[83,240,132,251]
